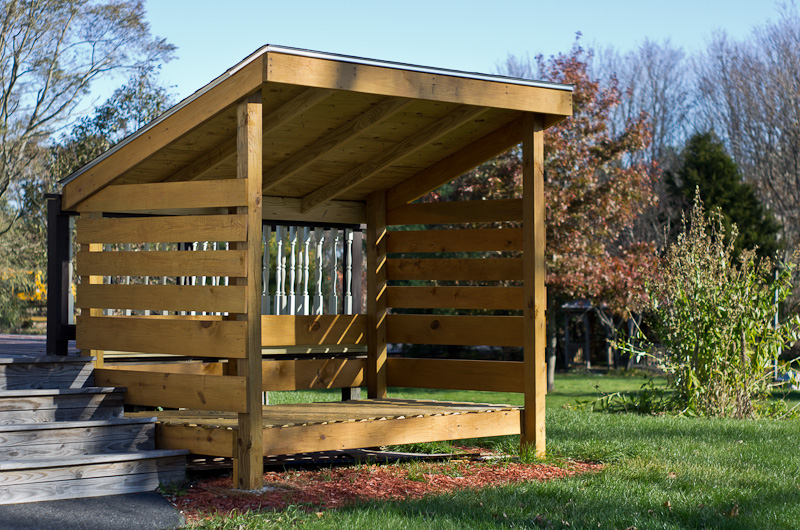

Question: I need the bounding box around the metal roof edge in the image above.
[60,45,573,188]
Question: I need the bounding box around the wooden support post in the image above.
[47,195,74,356]
[366,191,388,399]
[78,212,104,367]
[232,91,264,490]
[521,113,546,457]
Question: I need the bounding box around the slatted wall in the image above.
[382,198,526,393]
[73,179,252,413]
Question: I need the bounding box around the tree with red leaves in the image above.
[432,39,658,385]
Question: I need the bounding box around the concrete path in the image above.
[0,492,184,530]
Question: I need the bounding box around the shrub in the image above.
[621,197,799,418]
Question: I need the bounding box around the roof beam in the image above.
[61,60,264,210]
[262,97,414,192]
[266,51,573,116]
[301,105,488,213]
[165,88,335,183]
[385,115,523,210]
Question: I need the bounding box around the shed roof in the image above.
[61,45,573,213]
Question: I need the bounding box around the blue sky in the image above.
[145,0,779,100]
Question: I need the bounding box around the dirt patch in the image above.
[171,451,602,524]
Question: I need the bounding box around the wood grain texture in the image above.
[262,358,365,391]
[155,423,235,457]
[263,97,413,191]
[77,284,246,314]
[78,211,105,366]
[366,190,387,399]
[259,408,520,455]
[301,106,488,212]
[0,361,93,390]
[262,196,365,224]
[94,368,247,412]
[233,91,264,490]
[386,358,524,392]
[522,113,547,457]
[62,59,263,210]
[165,87,334,183]
[385,116,523,209]
[265,52,572,115]
[0,389,123,424]
[0,456,185,504]
[261,315,366,346]
[386,258,523,281]
[76,315,247,358]
[75,179,247,213]
[386,228,522,253]
[0,419,155,458]
[75,214,247,244]
[387,314,523,347]
[386,286,523,310]
[386,199,523,226]
[76,249,247,277]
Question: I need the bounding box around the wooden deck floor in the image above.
[134,399,521,458]
[0,334,78,358]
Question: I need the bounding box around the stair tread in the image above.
[0,355,94,365]
[0,449,189,471]
[0,416,156,432]
[0,387,123,398]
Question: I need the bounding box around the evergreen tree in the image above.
[667,131,781,258]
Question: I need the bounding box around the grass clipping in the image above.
[616,196,800,418]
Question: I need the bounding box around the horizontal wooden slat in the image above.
[386,258,523,281]
[387,314,523,347]
[261,315,366,346]
[262,358,365,391]
[75,215,247,244]
[104,362,224,375]
[76,250,246,277]
[386,199,522,226]
[94,368,247,412]
[75,179,247,213]
[386,228,522,253]
[386,286,523,310]
[77,284,246,313]
[262,196,365,224]
[386,358,524,392]
[154,423,234,457]
[77,316,247,358]
[259,408,520,455]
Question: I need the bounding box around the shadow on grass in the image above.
[325,409,800,530]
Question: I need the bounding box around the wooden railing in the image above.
[380,198,526,393]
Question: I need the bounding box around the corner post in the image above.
[46,194,73,355]
[233,91,264,489]
[366,190,387,398]
[521,113,546,457]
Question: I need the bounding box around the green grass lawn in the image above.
[189,373,800,529]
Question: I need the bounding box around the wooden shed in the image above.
[57,46,572,489]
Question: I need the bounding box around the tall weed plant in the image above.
[625,197,799,418]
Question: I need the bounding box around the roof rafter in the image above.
[300,105,489,213]
[385,115,523,210]
[165,87,335,183]
[262,97,414,192]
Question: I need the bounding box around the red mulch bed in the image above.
[171,452,602,524]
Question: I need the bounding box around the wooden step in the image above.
[0,449,188,505]
[0,387,124,424]
[0,356,93,390]
[0,417,156,458]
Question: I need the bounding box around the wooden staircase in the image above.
[0,355,187,505]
